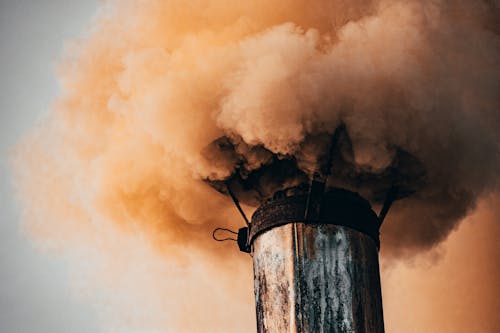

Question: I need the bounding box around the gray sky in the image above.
[0,1,100,332]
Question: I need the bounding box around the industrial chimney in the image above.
[246,186,385,333]
[210,125,412,333]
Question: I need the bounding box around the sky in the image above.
[1,1,499,332]
[0,1,100,332]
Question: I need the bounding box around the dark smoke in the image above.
[203,125,427,206]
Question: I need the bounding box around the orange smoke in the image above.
[382,195,500,333]
[11,0,500,331]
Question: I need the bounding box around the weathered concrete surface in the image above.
[252,223,384,333]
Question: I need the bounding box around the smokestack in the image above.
[211,126,401,332]
[245,186,385,332]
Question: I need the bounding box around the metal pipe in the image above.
[250,189,384,333]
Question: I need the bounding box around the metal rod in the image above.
[304,173,326,221]
[226,182,251,226]
[378,186,398,226]
[304,123,346,221]
[321,122,346,177]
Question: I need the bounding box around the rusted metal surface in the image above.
[251,190,384,333]
[252,223,384,333]
[250,188,381,249]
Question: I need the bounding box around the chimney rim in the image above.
[249,187,381,248]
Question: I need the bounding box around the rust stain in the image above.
[252,223,384,333]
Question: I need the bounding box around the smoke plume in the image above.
[11,0,500,331]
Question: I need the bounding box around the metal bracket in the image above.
[237,227,251,253]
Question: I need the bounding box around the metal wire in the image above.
[212,227,238,242]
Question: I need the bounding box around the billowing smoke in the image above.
[11,0,500,331]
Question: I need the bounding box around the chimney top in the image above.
[249,187,381,249]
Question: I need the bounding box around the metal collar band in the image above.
[249,188,381,249]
